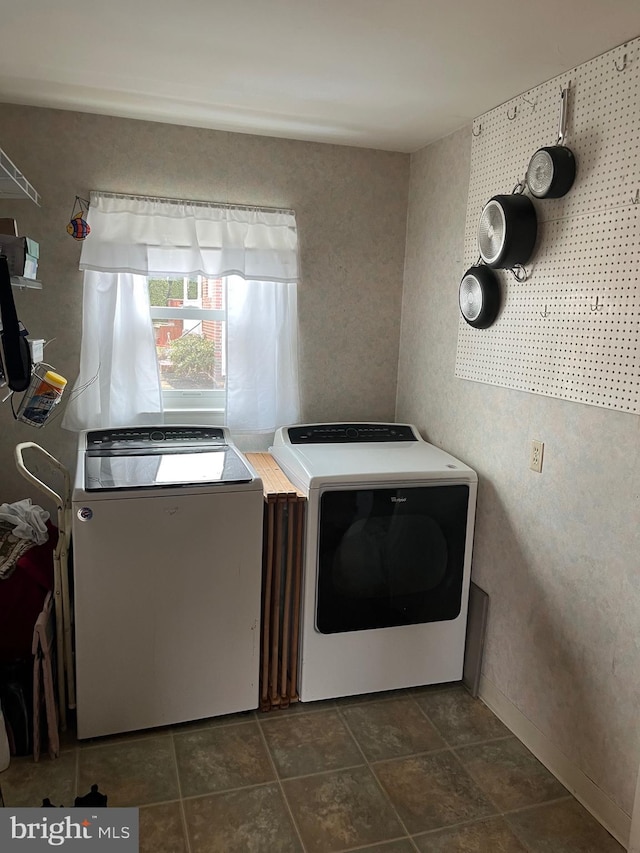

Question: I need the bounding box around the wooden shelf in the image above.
[245,452,306,500]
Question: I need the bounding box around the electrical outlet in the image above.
[530,439,544,473]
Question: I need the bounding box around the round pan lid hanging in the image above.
[477,194,537,269]
[525,84,576,199]
[526,146,576,198]
[459,265,501,329]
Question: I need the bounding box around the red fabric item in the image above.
[0,521,57,662]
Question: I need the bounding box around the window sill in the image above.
[162,408,224,414]
[162,408,225,426]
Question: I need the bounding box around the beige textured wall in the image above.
[0,103,409,504]
[396,126,640,815]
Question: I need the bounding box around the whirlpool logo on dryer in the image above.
[390,496,407,503]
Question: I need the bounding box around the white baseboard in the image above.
[479,674,630,850]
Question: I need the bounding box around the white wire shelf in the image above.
[0,147,41,205]
[11,276,42,290]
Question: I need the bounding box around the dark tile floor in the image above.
[0,684,625,853]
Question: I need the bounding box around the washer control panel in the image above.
[86,427,226,451]
[287,423,418,444]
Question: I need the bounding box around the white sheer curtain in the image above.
[61,272,162,430]
[62,192,300,433]
[226,277,299,433]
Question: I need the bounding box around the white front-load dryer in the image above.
[270,423,477,703]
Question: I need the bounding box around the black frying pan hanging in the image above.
[459,265,501,329]
[477,194,537,269]
[525,84,576,199]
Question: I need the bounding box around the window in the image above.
[63,192,299,434]
[148,276,226,424]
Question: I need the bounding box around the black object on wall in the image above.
[459,266,501,329]
[477,195,538,269]
[0,255,32,392]
[525,85,577,199]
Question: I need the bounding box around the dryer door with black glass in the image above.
[316,484,470,634]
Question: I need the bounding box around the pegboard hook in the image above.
[631,189,640,204]
[557,83,570,145]
[614,54,627,72]
[590,295,603,312]
[540,305,549,318]
[506,105,518,121]
[522,95,537,111]
[472,123,482,137]
[510,265,528,282]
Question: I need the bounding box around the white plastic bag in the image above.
[0,498,50,545]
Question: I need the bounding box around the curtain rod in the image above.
[92,191,294,216]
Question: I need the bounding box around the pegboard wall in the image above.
[455,38,640,414]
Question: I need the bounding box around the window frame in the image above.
[148,278,227,425]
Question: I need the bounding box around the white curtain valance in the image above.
[79,192,298,282]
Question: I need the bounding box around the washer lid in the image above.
[84,446,254,491]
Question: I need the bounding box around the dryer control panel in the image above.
[287,423,418,444]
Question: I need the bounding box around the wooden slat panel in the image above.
[260,501,275,711]
[250,452,306,712]
[279,501,296,706]
[288,501,304,702]
[269,499,285,705]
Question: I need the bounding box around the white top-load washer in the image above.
[72,425,263,739]
[270,423,478,702]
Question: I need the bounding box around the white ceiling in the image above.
[2,1,640,153]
